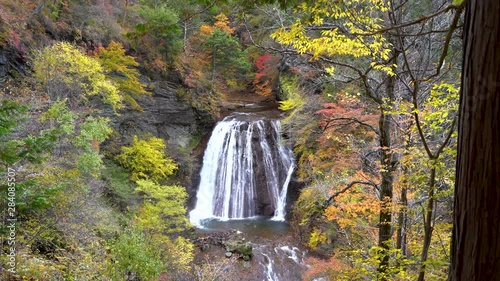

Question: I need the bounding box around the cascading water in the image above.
[189,112,295,226]
[260,246,308,281]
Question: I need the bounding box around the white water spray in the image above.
[190,114,294,226]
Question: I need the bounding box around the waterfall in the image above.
[190,113,294,226]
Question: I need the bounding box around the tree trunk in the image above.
[396,183,407,255]
[396,138,410,256]
[378,83,397,276]
[378,119,393,273]
[121,0,129,26]
[449,1,500,280]
[418,166,436,281]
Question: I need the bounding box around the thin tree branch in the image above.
[324,181,379,207]
[322,116,380,135]
[306,3,464,37]
[423,3,465,81]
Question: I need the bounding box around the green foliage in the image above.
[126,4,182,67]
[279,75,305,122]
[33,42,121,110]
[204,29,252,80]
[14,178,65,216]
[107,229,164,280]
[0,99,26,135]
[110,229,194,280]
[112,134,193,278]
[46,0,65,21]
[102,162,137,205]
[97,41,149,111]
[181,13,252,117]
[333,245,415,281]
[0,99,77,221]
[116,136,178,182]
[40,99,76,136]
[73,116,112,177]
[419,83,459,139]
[73,116,112,149]
[0,99,28,166]
[3,161,122,279]
[0,99,75,167]
[134,179,190,234]
[1,2,210,280]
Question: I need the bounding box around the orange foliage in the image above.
[198,24,215,36]
[310,92,378,175]
[325,188,379,229]
[309,94,380,240]
[179,12,250,117]
[303,256,348,281]
[150,56,168,71]
[197,13,234,37]
[213,13,235,34]
[181,26,210,90]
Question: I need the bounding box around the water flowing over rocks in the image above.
[192,219,309,281]
[189,108,295,225]
[190,102,308,280]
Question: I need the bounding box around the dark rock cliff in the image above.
[112,80,200,148]
[99,78,213,190]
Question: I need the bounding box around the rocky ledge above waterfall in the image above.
[219,100,286,121]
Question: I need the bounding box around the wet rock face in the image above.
[97,78,210,191]
[110,80,200,148]
[253,120,291,217]
[252,123,278,217]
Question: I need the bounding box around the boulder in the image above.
[225,239,253,261]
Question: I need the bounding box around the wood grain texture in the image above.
[450,0,500,280]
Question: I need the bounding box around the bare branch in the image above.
[423,3,465,81]
[324,181,379,207]
[322,116,380,135]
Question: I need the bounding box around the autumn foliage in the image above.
[290,90,381,258]
[96,41,149,111]
[253,53,279,97]
[180,13,251,117]
[313,92,378,176]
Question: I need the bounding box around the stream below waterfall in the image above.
[190,103,309,280]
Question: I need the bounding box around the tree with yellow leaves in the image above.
[33,42,121,110]
[265,0,464,278]
[113,135,193,279]
[97,41,149,111]
[115,136,178,182]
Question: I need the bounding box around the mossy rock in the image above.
[224,240,253,260]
